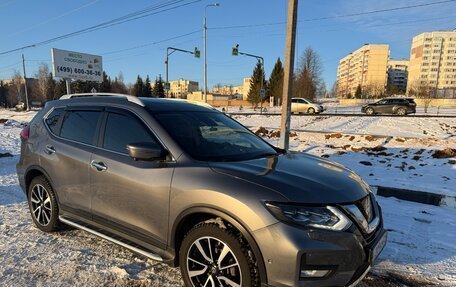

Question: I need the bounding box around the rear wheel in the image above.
[396,108,406,116]
[27,176,60,232]
[365,107,375,115]
[180,223,258,287]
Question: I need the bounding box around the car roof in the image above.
[50,94,217,113]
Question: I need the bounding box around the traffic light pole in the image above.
[165,47,199,97]
[236,51,265,115]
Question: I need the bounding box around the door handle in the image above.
[45,145,56,154]
[90,160,107,171]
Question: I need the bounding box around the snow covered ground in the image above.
[1,109,455,286]
[222,104,456,116]
[234,114,456,197]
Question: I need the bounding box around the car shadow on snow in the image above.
[0,156,26,206]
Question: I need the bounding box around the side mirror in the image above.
[127,142,168,161]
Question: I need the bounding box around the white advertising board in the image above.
[51,48,103,82]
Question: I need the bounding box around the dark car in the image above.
[17,93,387,287]
[361,98,416,115]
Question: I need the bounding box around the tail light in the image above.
[20,125,30,140]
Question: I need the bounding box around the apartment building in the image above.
[337,44,389,98]
[242,77,252,101]
[166,79,199,98]
[212,85,243,96]
[407,29,456,97]
[387,59,409,92]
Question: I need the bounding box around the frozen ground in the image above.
[1,109,455,286]
[222,104,456,116]
[234,115,456,197]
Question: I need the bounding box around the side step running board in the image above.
[59,216,163,262]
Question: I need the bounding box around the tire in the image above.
[307,107,315,114]
[180,223,258,287]
[396,108,406,116]
[365,107,374,115]
[27,176,60,232]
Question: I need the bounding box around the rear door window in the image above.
[102,112,159,154]
[60,110,102,145]
[45,108,64,135]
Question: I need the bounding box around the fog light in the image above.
[300,269,330,278]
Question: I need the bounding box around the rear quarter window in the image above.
[44,108,65,135]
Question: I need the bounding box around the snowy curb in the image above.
[371,186,456,209]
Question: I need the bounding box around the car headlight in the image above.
[265,203,352,231]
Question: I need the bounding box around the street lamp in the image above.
[204,3,219,103]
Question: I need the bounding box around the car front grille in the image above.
[357,195,374,223]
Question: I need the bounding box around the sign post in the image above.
[52,48,103,96]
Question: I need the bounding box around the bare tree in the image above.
[408,80,435,113]
[7,71,24,107]
[294,47,323,100]
[35,63,51,102]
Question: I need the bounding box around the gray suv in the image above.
[17,93,387,287]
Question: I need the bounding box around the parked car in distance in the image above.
[17,93,387,287]
[291,98,325,114]
[361,97,416,115]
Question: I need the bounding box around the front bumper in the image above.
[254,215,386,287]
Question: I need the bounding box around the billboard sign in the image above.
[51,48,103,82]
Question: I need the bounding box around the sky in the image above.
[0,0,455,89]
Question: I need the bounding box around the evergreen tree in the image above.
[153,75,165,98]
[355,85,362,99]
[46,73,56,100]
[133,75,144,97]
[0,81,7,107]
[143,75,152,97]
[247,61,267,106]
[267,58,284,105]
[99,72,112,93]
[54,79,67,99]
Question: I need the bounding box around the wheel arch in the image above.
[170,206,268,284]
[24,166,55,199]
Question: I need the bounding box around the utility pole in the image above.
[21,53,30,111]
[203,3,220,103]
[279,0,299,150]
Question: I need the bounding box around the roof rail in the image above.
[59,93,145,107]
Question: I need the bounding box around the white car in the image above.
[291,98,325,114]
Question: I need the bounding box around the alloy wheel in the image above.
[30,184,52,226]
[187,236,242,287]
[366,108,374,115]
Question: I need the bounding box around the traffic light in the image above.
[232,44,239,56]
[194,47,200,58]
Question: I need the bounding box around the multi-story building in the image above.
[337,44,389,98]
[161,79,198,98]
[242,77,252,100]
[211,85,243,96]
[407,29,456,97]
[387,59,409,92]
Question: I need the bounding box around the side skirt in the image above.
[59,216,163,262]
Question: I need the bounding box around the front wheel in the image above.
[307,107,315,114]
[396,108,406,116]
[27,176,61,232]
[180,224,258,287]
[365,107,375,115]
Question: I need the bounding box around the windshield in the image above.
[153,111,278,161]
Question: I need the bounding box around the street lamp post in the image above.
[204,3,219,103]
